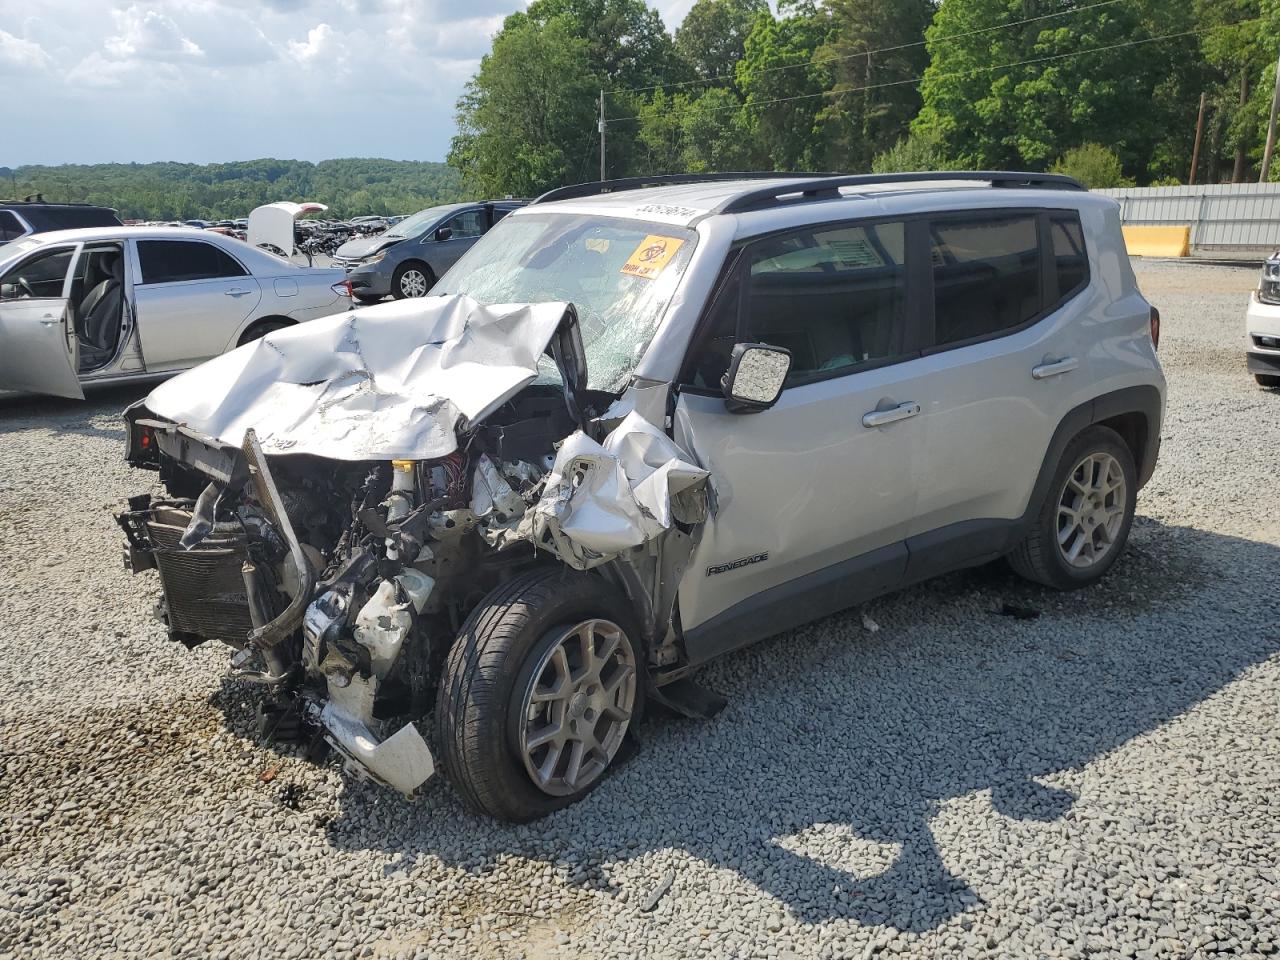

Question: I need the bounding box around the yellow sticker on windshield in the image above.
[621,235,685,280]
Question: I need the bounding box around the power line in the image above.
[604,25,1208,125]
[610,0,1130,97]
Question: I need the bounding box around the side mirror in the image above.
[721,342,791,414]
[434,226,453,242]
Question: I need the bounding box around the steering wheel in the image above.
[16,277,35,299]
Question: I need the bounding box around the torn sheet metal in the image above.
[316,569,436,796]
[144,295,571,461]
[525,411,709,569]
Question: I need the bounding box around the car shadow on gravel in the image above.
[300,519,1280,933]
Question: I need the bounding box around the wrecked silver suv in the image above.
[119,173,1165,821]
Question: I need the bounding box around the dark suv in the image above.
[0,199,122,243]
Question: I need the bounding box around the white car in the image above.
[1247,255,1280,387]
[0,226,351,399]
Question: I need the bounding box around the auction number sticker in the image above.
[621,235,685,280]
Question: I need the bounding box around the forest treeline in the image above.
[450,0,1273,194]
[0,159,464,221]
[6,0,1272,215]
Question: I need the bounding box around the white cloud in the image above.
[103,6,204,61]
[285,22,333,63]
[2,0,699,166]
[0,29,53,73]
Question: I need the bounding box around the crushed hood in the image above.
[143,295,573,461]
[334,236,401,260]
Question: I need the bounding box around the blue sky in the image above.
[1,0,697,167]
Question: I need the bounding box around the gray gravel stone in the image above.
[0,260,1277,959]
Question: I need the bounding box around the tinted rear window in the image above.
[0,211,24,242]
[11,206,122,232]
[137,240,247,284]
[1051,214,1088,296]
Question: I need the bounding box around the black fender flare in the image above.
[1021,384,1163,530]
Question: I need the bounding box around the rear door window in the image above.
[137,240,247,284]
[929,215,1041,347]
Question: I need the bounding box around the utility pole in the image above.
[1189,93,1207,186]
[596,92,606,185]
[1261,47,1280,182]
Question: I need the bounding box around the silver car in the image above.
[118,172,1165,821]
[331,200,525,302]
[0,226,350,399]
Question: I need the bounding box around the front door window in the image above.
[0,247,75,301]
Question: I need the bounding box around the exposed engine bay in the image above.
[116,296,709,796]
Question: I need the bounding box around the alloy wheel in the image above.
[518,619,636,797]
[1056,451,1127,569]
[399,269,428,297]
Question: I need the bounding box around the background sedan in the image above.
[0,226,350,399]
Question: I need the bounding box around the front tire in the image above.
[436,569,643,822]
[391,262,433,299]
[1008,425,1136,590]
[1255,373,1280,388]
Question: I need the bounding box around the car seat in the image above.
[79,251,123,351]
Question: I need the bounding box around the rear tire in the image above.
[1255,373,1280,388]
[237,318,291,346]
[391,262,434,299]
[436,569,643,823]
[1008,425,1136,590]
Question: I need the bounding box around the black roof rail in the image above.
[715,170,1086,214]
[0,198,114,208]
[531,172,834,206]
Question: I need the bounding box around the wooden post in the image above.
[599,90,606,183]
[1189,92,1207,186]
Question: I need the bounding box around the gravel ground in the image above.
[2,259,1278,960]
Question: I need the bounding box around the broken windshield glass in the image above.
[433,212,698,392]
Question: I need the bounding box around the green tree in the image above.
[1050,143,1135,188]
[681,87,767,170]
[635,88,767,172]
[871,130,949,173]
[675,0,769,86]
[816,0,933,171]
[449,16,601,196]
[737,1,834,171]
[913,0,1200,181]
[513,0,682,91]
[1193,0,1266,182]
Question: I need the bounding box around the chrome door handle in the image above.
[862,401,921,428]
[224,288,252,297]
[1032,357,1078,379]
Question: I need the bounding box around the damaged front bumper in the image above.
[117,295,711,799]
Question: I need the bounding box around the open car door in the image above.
[0,244,83,399]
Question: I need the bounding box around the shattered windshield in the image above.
[434,212,698,392]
